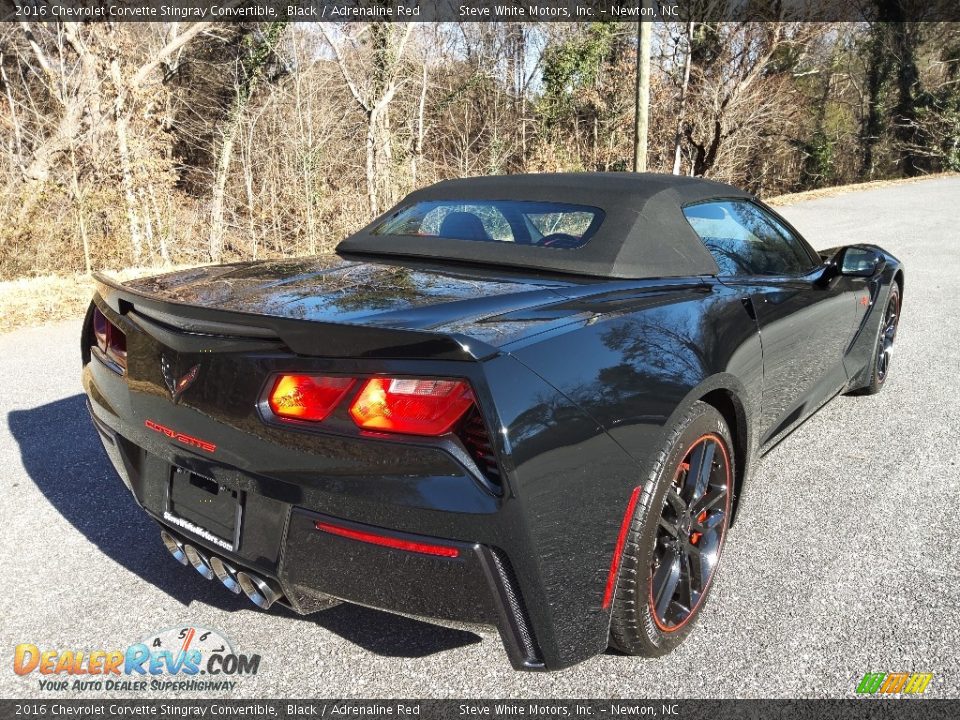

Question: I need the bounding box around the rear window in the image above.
[372,200,605,249]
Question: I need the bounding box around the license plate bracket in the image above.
[166,467,242,551]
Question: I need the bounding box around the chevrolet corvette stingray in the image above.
[82,173,903,670]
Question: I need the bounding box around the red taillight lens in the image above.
[268,374,356,422]
[93,307,109,350]
[92,306,126,371]
[348,377,474,436]
[108,327,126,366]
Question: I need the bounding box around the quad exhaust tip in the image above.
[160,530,282,610]
[210,556,242,595]
[236,571,281,610]
[183,544,215,580]
[160,530,189,566]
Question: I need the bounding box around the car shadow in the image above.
[7,394,481,659]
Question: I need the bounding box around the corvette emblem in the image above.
[160,355,200,403]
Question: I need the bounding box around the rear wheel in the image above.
[609,401,734,656]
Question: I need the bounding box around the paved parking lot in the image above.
[2,177,959,698]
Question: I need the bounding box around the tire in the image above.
[608,401,735,656]
[850,285,900,396]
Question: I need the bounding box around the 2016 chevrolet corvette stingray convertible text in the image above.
[82,173,903,671]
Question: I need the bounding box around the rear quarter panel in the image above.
[491,280,763,666]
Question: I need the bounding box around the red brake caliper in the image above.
[690,510,707,545]
[678,460,706,545]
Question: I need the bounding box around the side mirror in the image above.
[840,247,886,277]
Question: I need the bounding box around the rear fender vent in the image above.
[457,407,501,490]
[477,546,543,669]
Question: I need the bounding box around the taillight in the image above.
[263,372,497,483]
[93,307,109,348]
[110,326,126,365]
[91,306,127,372]
[348,377,474,436]
[268,374,355,422]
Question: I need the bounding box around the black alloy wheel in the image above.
[608,401,734,656]
[649,434,731,632]
[876,290,899,383]
[851,285,901,395]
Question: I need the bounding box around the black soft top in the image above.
[336,172,755,279]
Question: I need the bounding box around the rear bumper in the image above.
[85,390,545,670]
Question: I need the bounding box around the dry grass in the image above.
[764,171,959,206]
[0,265,204,334]
[4,172,957,334]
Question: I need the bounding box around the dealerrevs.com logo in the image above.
[13,626,260,692]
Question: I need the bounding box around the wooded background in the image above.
[1,18,958,280]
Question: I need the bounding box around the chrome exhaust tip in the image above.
[210,556,242,594]
[236,571,281,610]
[160,531,189,566]
[183,544,215,580]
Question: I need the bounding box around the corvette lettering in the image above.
[144,420,216,453]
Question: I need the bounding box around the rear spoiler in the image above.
[93,273,497,361]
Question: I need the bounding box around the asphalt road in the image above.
[2,177,959,699]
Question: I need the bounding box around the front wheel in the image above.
[608,401,734,656]
[850,285,900,395]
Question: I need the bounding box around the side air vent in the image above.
[458,408,501,489]
[476,546,544,669]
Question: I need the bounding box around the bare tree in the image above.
[683,23,789,177]
[8,21,215,261]
[209,22,286,263]
[411,57,428,187]
[672,21,695,174]
[1,18,958,282]
[319,23,414,217]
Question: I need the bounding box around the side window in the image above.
[683,201,815,277]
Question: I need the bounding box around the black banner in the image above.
[1,0,958,24]
[2,700,959,720]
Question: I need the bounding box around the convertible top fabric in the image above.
[336,173,755,279]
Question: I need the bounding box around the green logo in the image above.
[856,672,933,695]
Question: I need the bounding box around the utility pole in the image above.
[633,8,653,172]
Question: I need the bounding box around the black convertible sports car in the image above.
[82,173,902,671]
